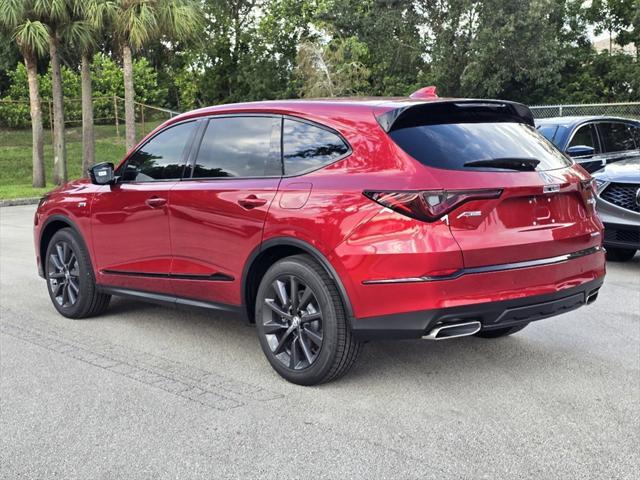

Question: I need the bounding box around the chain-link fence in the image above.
[0,95,180,139]
[530,102,640,119]
[3,98,639,130]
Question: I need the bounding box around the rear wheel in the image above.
[45,228,110,319]
[606,247,637,262]
[476,323,529,338]
[255,254,360,385]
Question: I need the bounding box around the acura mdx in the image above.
[34,92,606,385]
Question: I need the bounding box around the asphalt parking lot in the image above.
[1,204,638,479]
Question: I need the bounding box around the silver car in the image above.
[593,157,640,261]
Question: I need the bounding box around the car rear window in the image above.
[388,122,572,171]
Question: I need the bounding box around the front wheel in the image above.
[45,228,110,319]
[606,247,637,262]
[255,254,361,385]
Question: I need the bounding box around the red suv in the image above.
[34,94,606,385]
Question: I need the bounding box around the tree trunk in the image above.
[122,44,136,151]
[81,54,95,177]
[49,34,67,185]
[25,54,45,188]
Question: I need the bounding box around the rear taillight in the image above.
[580,179,597,216]
[363,189,502,222]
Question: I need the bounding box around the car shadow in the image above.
[100,295,581,389]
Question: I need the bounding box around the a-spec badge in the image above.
[457,211,482,219]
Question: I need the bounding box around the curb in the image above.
[0,197,41,207]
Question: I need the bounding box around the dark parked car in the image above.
[593,156,640,261]
[34,94,605,385]
[535,116,640,173]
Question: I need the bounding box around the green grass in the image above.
[0,122,161,200]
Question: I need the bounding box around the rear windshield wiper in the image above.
[463,158,540,171]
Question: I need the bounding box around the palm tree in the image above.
[69,0,115,176]
[33,0,73,185]
[0,0,48,188]
[112,0,202,151]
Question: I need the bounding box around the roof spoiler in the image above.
[409,86,438,99]
[376,99,535,132]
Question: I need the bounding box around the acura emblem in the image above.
[636,187,640,207]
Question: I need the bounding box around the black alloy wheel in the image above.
[262,274,324,370]
[44,228,111,319]
[48,240,80,308]
[255,254,360,385]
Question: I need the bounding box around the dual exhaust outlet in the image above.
[424,288,600,340]
[423,320,482,340]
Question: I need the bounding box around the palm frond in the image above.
[63,19,96,53]
[14,19,50,57]
[158,0,203,41]
[0,0,29,30]
[33,0,71,25]
[119,0,158,50]
[78,0,117,31]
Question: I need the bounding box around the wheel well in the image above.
[244,245,307,323]
[39,219,72,271]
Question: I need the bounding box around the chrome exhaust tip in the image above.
[423,320,482,341]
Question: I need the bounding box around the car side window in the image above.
[630,125,639,149]
[598,122,636,153]
[568,124,598,151]
[191,116,281,178]
[282,119,349,175]
[120,121,197,182]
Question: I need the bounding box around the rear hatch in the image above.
[378,100,602,268]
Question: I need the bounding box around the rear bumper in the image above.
[351,277,604,340]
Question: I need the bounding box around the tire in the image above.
[44,228,111,319]
[605,247,637,262]
[476,323,529,339]
[255,254,361,385]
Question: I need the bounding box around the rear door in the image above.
[168,114,282,305]
[384,103,602,268]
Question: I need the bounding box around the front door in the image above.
[169,115,282,305]
[91,120,199,294]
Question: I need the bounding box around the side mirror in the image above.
[89,162,115,185]
[566,145,595,158]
